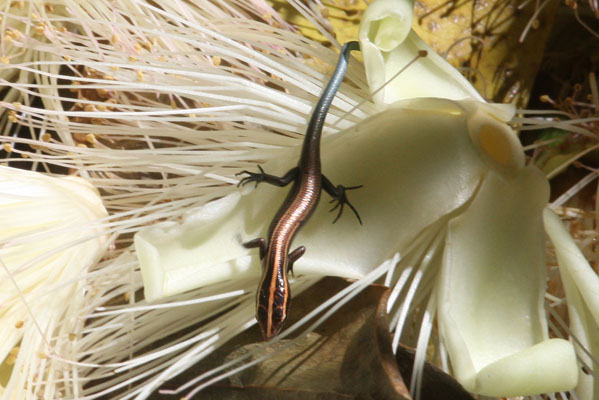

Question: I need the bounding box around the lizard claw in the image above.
[329,185,363,225]
[236,165,266,188]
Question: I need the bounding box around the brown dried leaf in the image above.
[190,277,473,400]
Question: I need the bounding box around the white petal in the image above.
[359,0,483,106]
[474,338,578,396]
[461,99,523,171]
[135,192,257,301]
[438,166,578,395]
[543,209,599,326]
[135,98,489,300]
[544,208,599,399]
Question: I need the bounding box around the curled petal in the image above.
[359,0,483,106]
[438,166,578,396]
[135,192,256,301]
[461,100,522,172]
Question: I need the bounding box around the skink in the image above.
[237,41,362,340]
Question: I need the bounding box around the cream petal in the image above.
[543,209,599,327]
[544,208,599,399]
[359,0,483,106]
[135,98,489,300]
[462,99,523,172]
[474,338,578,396]
[438,166,578,395]
[359,0,413,106]
[135,192,257,301]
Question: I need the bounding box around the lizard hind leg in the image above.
[322,175,363,225]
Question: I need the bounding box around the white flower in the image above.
[1,0,594,398]
[358,0,483,106]
[134,0,598,398]
[0,166,108,398]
